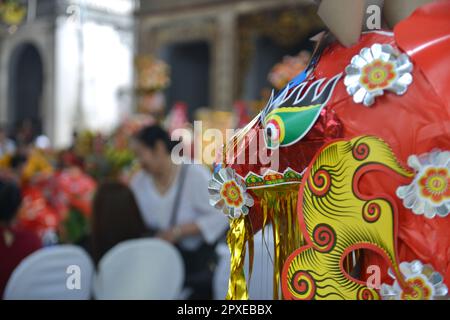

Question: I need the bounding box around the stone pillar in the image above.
[213,11,236,111]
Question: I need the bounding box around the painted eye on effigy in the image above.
[261,74,342,150]
[264,117,283,149]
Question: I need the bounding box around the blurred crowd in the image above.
[0,49,310,299]
[0,118,229,299]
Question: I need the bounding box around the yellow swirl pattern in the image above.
[283,136,413,300]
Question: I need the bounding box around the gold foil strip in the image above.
[226,216,253,300]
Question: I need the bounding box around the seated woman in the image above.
[130,125,229,299]
[90,181,147,265]
[0,179,42,298]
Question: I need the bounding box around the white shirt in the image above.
[130,164,229,251]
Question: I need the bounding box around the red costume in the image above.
[220,1,449,298]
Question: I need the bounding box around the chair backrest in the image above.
[246,226,275,300]
[3,245,94,300]
[213,225,274,300]
[93,238,184,300]
[213,243,230,300]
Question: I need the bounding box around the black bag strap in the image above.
[169,164,188,227]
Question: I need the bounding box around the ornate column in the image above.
[213,11,236,111]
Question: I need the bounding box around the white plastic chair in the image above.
[213,224,274,300]
[213,243,231,300]
[3,245,94,300]
[93,238,184,300]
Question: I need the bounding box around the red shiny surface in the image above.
[395,0,450,108]
[228,1,450,288]
[317,28,450,286]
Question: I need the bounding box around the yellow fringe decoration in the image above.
[226,216,253,300]
[226,184,304,300]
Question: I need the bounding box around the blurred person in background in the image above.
[9,153,28,183]
[0,134,53,185]
[18,138,53,184]
[130,125,229,299]
[0,127,16,159]
[58,131,85,170]
[14,119,35,147]
[89,181,147,265]
[0,179,42,298]
[0,148,29,184]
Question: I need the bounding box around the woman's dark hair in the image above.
[91,181,147,264]
[10,154,28,170]
[134,125,178,153]
[0,180,22,223]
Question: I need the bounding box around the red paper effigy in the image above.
[214,1,449,300]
